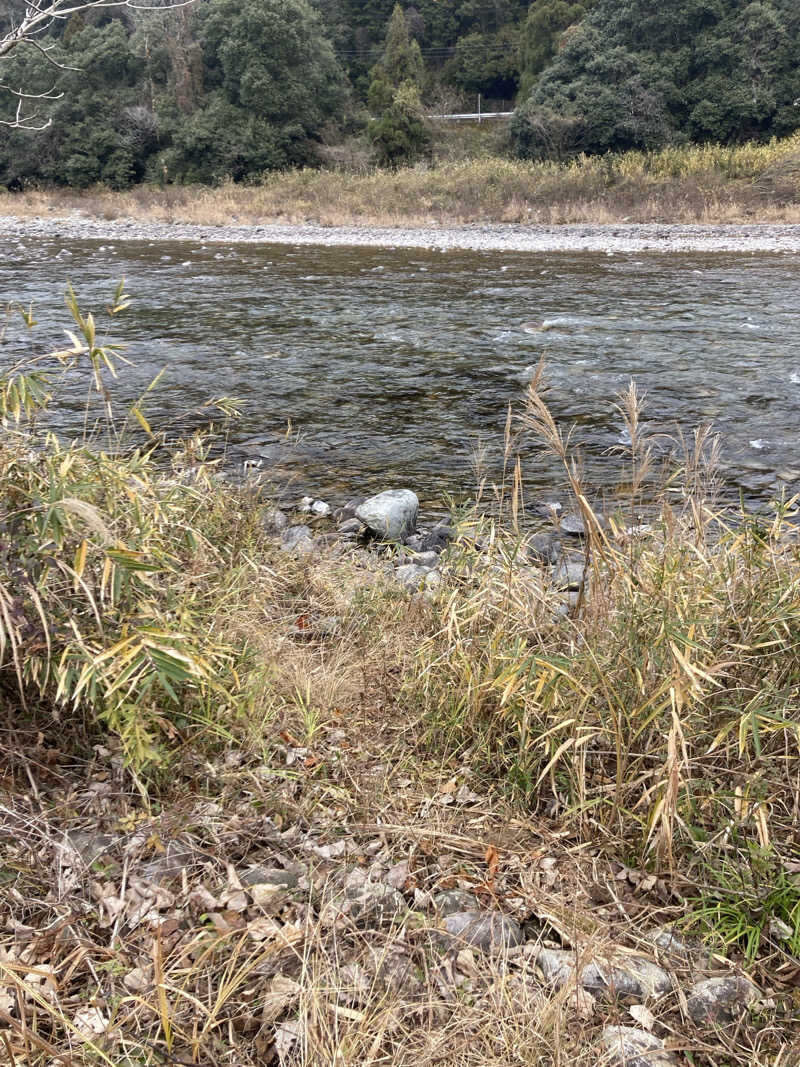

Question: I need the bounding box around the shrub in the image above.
[0,284,258,769]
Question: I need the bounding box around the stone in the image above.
[526,532,562,564]
[601,1026,678,1067]
[646,926,696,963]
[311,500,331,517]
[262,507,289,534]
[534,949,671,999]
[338,517,362,535]
[281,525,314,553]
[424,570,442,591]
[434,890,480,916]
[559,514,587,536]
[298,496,314,513]
[551,560,586,590]
[241,866,299,890]
[333,497,364,522]
[686,976,759,1025]
[323,881,408,927]
[356,489,419,541]
[442,910,523,954]
[411,550,439,568]
[395,563,431,589]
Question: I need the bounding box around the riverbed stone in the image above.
[395,563,431,589]
[526,531,562,564]
[356,489,419,541]
[281,525,314,553]
[601,1026,678,1067]
[338,517,362,535]
[433,890,480,916]
[411,550,439,568]
[686,976,759,1025]
[262,507,289,534]
[551,560,586,589]
[534,949,671,999]
[441,910,522,953]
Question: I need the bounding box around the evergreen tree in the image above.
[512,0,800,159]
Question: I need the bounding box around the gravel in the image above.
[5,214,800,253]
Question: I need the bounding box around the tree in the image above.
[0,0,191,129]
[368,80,431,166]
[161,0,350,182]
[512,0,800,159]
[367,3,423,113]
[519,0,593,94]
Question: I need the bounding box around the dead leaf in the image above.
[262,975,301,1024]
[122,967,151,993]
[73,1006,109,1039]
[629,1004,656,1031]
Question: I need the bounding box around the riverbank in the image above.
[1,136,799,239]
[4,211,800,253]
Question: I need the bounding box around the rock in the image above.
[442,910,522,954]
[333,497,364,522]
[601,1026,678,1067]
[395,563,431,589]
[338,517,362,535]
[534,949,671,999]
[686,976,759,1025]
[311,500,331,517]
[323,881,408,927]
[646,926,696,963]
[424,570,442,591]
[526,531,562,564]
[559,514,587,536]
[581,956,672,999]
[281,525,314,553]
[356,489,419,541]
[534,947,578,986]
[298,496,314,513]
[551,560,586,590]
[411,550,439,569]
[262,506,289,534]
[434,890,480,916]
[241,866,299,890]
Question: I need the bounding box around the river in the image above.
[3,233,800,511]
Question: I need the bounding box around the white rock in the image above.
[356,489,419,541]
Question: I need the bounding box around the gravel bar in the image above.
[3,214,800,253]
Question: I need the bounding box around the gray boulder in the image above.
[601,1026,678,1067]
[356,489,419,541]
[534,948,671,999]
[262,507,289,534]
[442,910,522,954]
[281,525,314,553]
[395,563,431,589]
[686,976,759,1025]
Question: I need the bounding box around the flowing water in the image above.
[3,235,800,510]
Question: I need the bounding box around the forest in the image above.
[0,0,798,186]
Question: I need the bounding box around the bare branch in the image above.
[0,0,195,128]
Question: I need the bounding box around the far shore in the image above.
[4,212,800,253]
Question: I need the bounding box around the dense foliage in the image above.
[1,0,800,183]
[512,0,800,158]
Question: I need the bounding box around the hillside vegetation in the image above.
[1,0,799,188]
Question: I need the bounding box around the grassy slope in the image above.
[2,133,800,227]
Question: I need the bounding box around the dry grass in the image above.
[2,299,799,1064]
[2,134,800,226]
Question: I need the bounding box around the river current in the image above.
[3,235,800,510]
